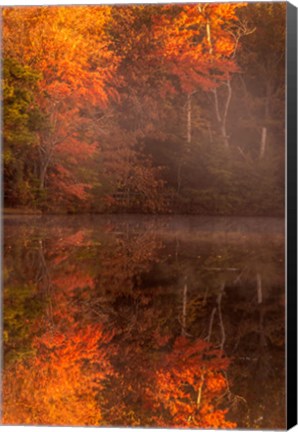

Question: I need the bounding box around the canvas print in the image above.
[2,2,287,428]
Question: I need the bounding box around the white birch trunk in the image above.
[259,127,267,160]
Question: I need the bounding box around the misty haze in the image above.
[2,3,285,429]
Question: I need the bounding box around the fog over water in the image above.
[3,215,285,428]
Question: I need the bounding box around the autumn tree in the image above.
[146,336,236,428]
[92,6,170,213]
[3,57,47,207]
[2,323,116,425]
[2,6,119,209]
[234,2,285,161]
[2,4,285,216]
[138,3,253,207]
[153,4,247,148]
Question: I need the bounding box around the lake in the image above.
[2,215,285,428]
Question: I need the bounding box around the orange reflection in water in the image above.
[2,324,115,426]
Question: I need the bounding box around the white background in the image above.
[1,0,297,431]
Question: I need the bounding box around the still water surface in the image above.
[2,215,285,428]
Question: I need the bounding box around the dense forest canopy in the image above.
[2,3,285,215]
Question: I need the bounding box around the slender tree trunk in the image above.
[207,307,217,342]
[177,92,192,196]
[175,240,188,336]
[221,80,232,149]
[259,127,267,160]
[37,240,54,327]
[221,122,230,150]
[256,272,268,382]
[257,279,268,374]
[38,139,53,190]
[39,155,52,190]
[205,16,213,55]
[259,84,270,159]
[181,276,188,336]
[213,81,232,149]
[257,273,262,304]
[186,93,192,144]
[203,9,233,149]
[217,281,226,351]
[40,166,47,190]
[38,125,70,191]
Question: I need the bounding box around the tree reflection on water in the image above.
[2,216,285,428]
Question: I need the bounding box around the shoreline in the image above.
[2,208,285,218]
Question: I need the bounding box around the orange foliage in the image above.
[3,7,117,106]
[52,272,94,291]
[2,324,116,426]
[2,6,119,205]
[146,336,236,429]
[154,3,245,93]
